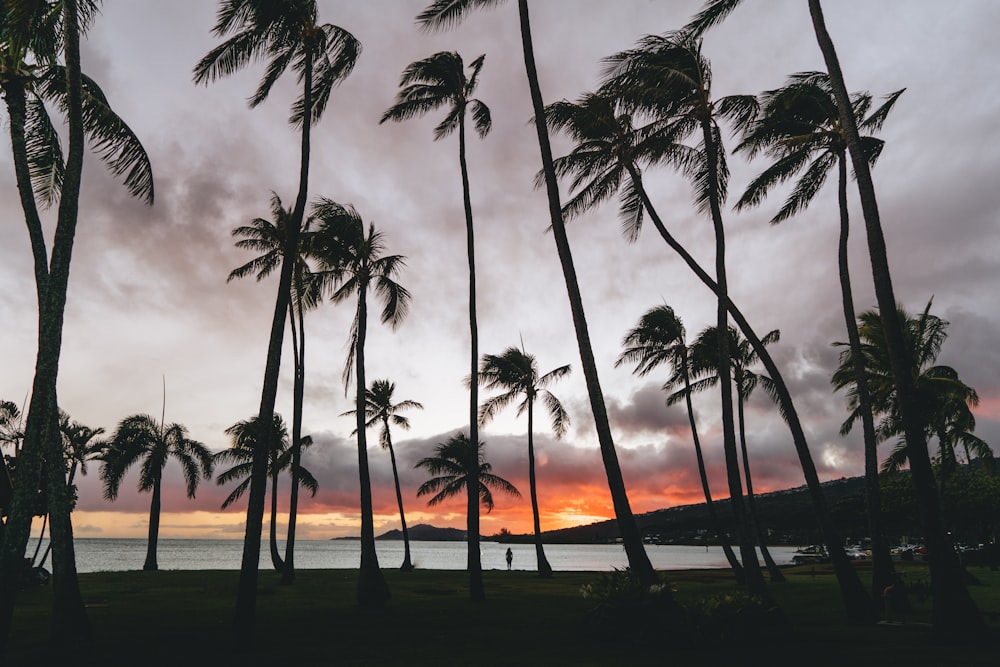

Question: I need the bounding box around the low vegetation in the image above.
[8,563,1000,665]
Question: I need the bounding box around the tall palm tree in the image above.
[601,32,768,597]
[616,305,744,582]
[343,379,423,571]
[416,433,520,514]
[685,0,983,634]
[688,325,785,582]
[478,346,569,578]
[226,192,321,584]
[194,0,360,629]
[311,198,410,608]
[381,48,491,599]
[1,1,153,650]
[100,414,212,571]
[543,86,868,619]
[215,415,318,572]
[735,71,903,597]
[417,0,660,591]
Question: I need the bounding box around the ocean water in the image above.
[32,538,804,573]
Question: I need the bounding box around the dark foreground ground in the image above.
[6,562,1000,666]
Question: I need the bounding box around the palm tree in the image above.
[601,32,768,597]
[478,346,569,578]
[416,0,660,591]
[615,306,744,582]
[543,87,867,621]
[343,379,423,571]
[194,0,360,629]
[685,0,983,634]
[416,433,520,515]
[735,71,903,597]
[687,325,785,582]
[311,198,410,608]
[215,415,318,573]
[381,48,491,600]
[1,1,152,649]
[100,414,212,571]
[226,192,321,584]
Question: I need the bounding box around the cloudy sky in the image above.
[2,0,998,542]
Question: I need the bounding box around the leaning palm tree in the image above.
[685,0,984,634]
[381,48,491,600]
[734,72,903,598]
[194,0,360,628]
[1,1,154,648]
[342,379,423,571]
[311,198,410,608]
[688,325,785,582]
[416,433,520,516]
[417,0,660,591]
[478,345,569,578]
[543,87,866,618]
[100,414,212,571]
[215,415,319,573]
[615,305,743,582]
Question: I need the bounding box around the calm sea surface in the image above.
[44,539,804,574]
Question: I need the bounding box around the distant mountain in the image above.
[376,523,466,541]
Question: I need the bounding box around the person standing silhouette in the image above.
[505,547,513,571]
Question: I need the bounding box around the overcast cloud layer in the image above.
[2,0,998,539]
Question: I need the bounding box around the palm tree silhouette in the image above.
[342,379,423,571]
[417,0,660,590]
[100,414,213,571]
[215,415,318,572]
[616,305,743,583]
[479,346,569,578]
[688,325,785,582]
[416,434,520,514]
[312,198,410,608]
[381,48,491,599]
[1,1,153,645]
[194,0,360,628]
[735,71,903,596]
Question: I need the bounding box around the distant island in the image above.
[376,524,466,541]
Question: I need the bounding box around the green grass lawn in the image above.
[6,563,1000,666]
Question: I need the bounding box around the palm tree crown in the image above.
[416,434,520,512]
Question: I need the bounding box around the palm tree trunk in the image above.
[458,113,485,602]
[808,0,982,635]
[628,162,871,619]
[517,0,659,590]
[269,471,284,572]
[736,379,785,582]
[527,400,553,577]
[836,153,894,601]
[385,433,413,571]
[282,297,305,585]
[235,40,314,639]
[30,513,49,567]
[356,287,389,608]
[701,116,768,599]
[143,475,161,571]
[683,373,743,582]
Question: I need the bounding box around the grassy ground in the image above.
[6,562,1000,666]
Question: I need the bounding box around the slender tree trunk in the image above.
[683,372,743,582]
[527,400,552,577]
[808,0,982,635]
[385,432,413,571]
[282,297,305,585]
[269,471,283,572]
[836,154,894,600]
[356,286,390,608]
[234,46,314,640]
[629,163,871,619]
[458,114,484,602]
[736,378,784,582]
[702,116,768,599]
[143,476,161,571]
[517,0,659,589]
[30,513,49,567]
